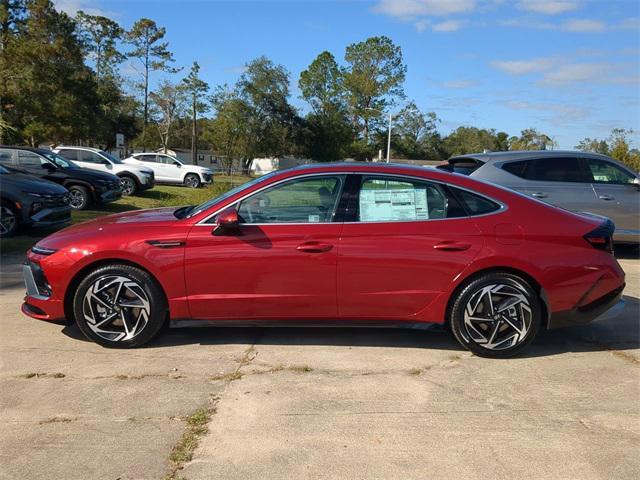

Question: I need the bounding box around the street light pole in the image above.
[386,111,392,163]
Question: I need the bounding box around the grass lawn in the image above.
[1,177,251,256]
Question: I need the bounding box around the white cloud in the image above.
[432,19,465,32]
[517,1,580,15]
[539,63,603,85]
[491,57,554,75]
[561,19,605,32]
[414,19,430,31]
[442,79,480,88]
[373,0,476,19]
[53,0,108,17]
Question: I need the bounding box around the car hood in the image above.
[64,167,120,183]
[34,207,182,250]
[1,172,69,194]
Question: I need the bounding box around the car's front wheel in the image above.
[72,264,167,348]
[119,176,138,196]
[184,173,201,188]
[449,273,542,358]
[0,201,19,238]
[68,185,90,210]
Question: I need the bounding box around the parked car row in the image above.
[0,145,215,238]
[436,150,639,244]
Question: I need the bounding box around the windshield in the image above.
[186,172,279,218]
[41,150,78,169]
[99,150,123,164]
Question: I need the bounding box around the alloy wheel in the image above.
[82,275,151,342]
[462,283,532,351]
[68,189,86,209]
[120,177,136,195]
[0,206,17,235]
[184,174,200,188]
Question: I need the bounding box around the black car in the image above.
[0,146,122,210]
[0,164,71,237]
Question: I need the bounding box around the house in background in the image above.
[249,157,312,174]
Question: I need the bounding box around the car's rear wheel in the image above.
[68,185,90,210]
[119,176,137,196]
[0,202,19,238]
[449,273,541,358]
[184,173,201,188]
[72,264,167,348]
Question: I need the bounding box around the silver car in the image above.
[437,151,639,243]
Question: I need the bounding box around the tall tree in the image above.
[0,0,26,143]
[608,128,640,171]
[149,79,185,153]
[575,137,610,155]
[9,0,99,145]
[125,18,177,149]
[342,36,406,144]
[443,127,509,156]
[391,101,440,159]
[299,51,345,115]
[299,51,352,161]
[75,10,124,80]
[181,61,209,164]
[509,128,555,151]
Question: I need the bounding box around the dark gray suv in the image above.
[0,165,71,237]
[438,151,639,244]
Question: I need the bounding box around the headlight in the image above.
[23,191,44,198]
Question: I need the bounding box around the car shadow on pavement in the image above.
[59,295,639,359]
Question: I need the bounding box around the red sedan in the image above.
[22,163,625,357]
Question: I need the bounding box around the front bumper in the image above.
[548,284,625,329]
[201,173,213,184]
[22,259,64,321]
[28,205,71,228]
[96,185,122,204]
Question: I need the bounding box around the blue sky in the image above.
[55,0,639,149]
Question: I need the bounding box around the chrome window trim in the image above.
[194,171,508,226]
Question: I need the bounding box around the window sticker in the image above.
[360,188,429,222]
[308,214,320,223]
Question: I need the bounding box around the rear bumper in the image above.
[548,284,625,329]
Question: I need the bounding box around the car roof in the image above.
[450,150,614,163]
[55,146,101,152]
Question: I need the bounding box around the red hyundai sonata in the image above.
[22,163,625,357]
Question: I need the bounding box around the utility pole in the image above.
[386,111,392,163]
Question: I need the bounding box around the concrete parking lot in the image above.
[0,252,638,480]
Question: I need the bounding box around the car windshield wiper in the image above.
[174,205,195,219]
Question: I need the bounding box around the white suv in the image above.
[123,153,213,188]
[53,146,155,196]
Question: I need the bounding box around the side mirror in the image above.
[174,161,181,167]
[633,177,640,188]
[213,207,240,236]
[41,162,56,171]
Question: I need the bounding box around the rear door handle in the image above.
[297,241,333,253]
[434,241,471,251]
[531,192,547,199]
[598,195,615,201]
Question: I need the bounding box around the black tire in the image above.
[0,200,19,238]
[119,175,138,196]
[72,264,168,348]
[68,185,91,210]
[449,273,541,358]
[184,173,201,189]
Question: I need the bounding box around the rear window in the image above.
[451,187,501,215]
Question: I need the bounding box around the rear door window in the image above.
[0,148,15,165]
[525,157,591,183]
[17,151,46,168]
[450,187,501,215]
[356,176,466,222]
[56,149,78,161]
[80,150,106,164]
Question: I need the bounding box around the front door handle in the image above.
[531,192,548,199]
[598,195,615,201]
[434,241,471,251]
[297,241,333,253]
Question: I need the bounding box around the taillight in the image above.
[584,219,615,254]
